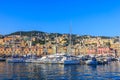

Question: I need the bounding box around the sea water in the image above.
[0,62,120,80]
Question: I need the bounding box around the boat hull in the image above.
[64,60,80,65]
[7,58,25,63]
[85,60,98,65]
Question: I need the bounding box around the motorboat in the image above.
[85,57,98,65]
[62,55,80,65]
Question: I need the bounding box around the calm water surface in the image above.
[0,62,120,80]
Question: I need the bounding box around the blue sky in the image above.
[0,0,120,36]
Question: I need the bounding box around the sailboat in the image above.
[25,33,38,63]
[6,32,25,63]
[63,24,80,65]
[40,25,80,64]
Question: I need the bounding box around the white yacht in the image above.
[37,54,80,64]
[61,55,80,65]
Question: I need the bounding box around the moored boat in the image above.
[85,57,98,65]
[0,57,6,61]
[6,58,25,63]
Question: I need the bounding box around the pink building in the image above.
[88,47,111,54]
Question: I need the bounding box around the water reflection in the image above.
[0,62,120,80]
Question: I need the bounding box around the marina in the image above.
[1,0,120,80]
[3,51,119,64]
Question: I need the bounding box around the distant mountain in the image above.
[1,30,115,46]
[5,30,113,40]
[5,30,64,38]
[5,30,46,37]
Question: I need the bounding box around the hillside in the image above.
[5,30,113,40]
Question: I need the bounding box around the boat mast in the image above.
[30,33,32,55]
[12,34,15,57]
[69,22,72,55]
[20,31,22,56]
[37,33,40,56]
[118,36,120,57]
[44,33,47,55]
[55,33,57,54]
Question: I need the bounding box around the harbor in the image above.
[1,0,120,79]
[1,52,119,65]
[0,31,120,66]
[0,30,120,80]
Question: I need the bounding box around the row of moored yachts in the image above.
[0,53,119,65]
